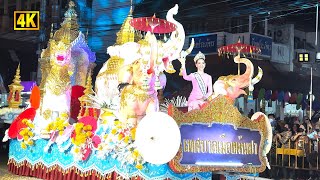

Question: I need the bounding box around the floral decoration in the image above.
[45,113,69,135]
[18,119,35,149]
[95,110,145,170]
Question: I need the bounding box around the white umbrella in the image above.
[135,112,181,165]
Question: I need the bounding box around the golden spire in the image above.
[78,72,97,119]
[115,0,135,45]
[83,72,94,96]
[8,64,24,108]
[12,63,22,86]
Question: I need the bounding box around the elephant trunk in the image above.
[233,56,254,89]
[164,4,185,61]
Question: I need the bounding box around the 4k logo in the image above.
[14,11,40,30]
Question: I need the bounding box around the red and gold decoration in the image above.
[7,64,24,108]
[218,38,261,75]
[78,74,99,119]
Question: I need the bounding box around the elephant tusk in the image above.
[185,38,195,55]
[251,66,263,85]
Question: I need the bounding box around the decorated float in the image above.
[3,2,272,180]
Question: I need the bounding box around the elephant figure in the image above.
[94,4,189,126]
[212,55,263,100]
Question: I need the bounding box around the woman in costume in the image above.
[180,51,212,111]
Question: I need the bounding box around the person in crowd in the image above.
[304,117,313,134]
[305,123,320,179]
[274,123,292,179]
[248,109,254,118]
[180,51,212,111]
[268,114,276,128]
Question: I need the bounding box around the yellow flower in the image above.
[86,131,93,137]
[22,119,27,124]
[19,129,26,136]
[114,121,120,126]
[98,145,103,151]
[85,125,92,131]
[27,140,34,146]
[118,133,124,140]
[28,123,35,129]
[111,129,117,135]
[124,136,129,144]
[60,112,69,120]
[135,164,143,170]
[130,128,136,140]
[23,136,29,141]
[103,134,108,139]
[59,131,64,136]
[21,142,27,149]
[132,149,139,158]
[28,131,34,136]
[74,147,80,153]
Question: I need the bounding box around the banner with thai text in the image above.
[180,123,261,166]
[250,33,272,57]
[189,34,217,55]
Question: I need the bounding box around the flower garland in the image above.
[19,119,35,149]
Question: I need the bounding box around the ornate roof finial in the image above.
[64,0,77,20]
[83,72,94,96]
[13,63,22,86]
[129,0,133,16]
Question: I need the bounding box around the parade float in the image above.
[3,2,272,180]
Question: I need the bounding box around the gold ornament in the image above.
[78,73,98,119]
[8,64,24,108]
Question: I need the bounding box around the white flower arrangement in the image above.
[159,95,187,112]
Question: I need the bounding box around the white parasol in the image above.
[135,112,181,165]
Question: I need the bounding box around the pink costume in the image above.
[182,69,212,111]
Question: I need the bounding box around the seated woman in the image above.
[180,51,212,111]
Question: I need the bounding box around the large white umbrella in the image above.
[135,112,181,165]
